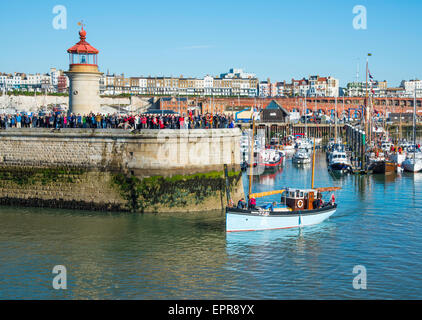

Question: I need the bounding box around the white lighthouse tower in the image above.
[65,26,102,114]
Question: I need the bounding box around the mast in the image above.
[311,137,316,189]
[413,89,417,160]
[248,107,255,196]
[335,96,338,142]
[383,97,386,139]
[399,99,402,142]
[304,93,307,138]
[365,54,370,144]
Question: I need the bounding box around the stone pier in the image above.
[0,128,243,213]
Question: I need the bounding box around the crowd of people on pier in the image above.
[0,112,236,130]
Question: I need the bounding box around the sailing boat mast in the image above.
[335,96,338,142]
[365,54,370,144]
[413,89,417,161]
[399,99,402,142]
[304,93,307,138]
[311,137,316,189]
[248,107,255,196]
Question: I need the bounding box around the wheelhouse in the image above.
[330,152,347,161]
[283,188,318,211]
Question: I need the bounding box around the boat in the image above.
[328,149,353,174]
[226,188,339,232]
[292,148,311,164]
[226,125,340,232]
[368,159,397,174]
[366,149,397,174]
[381,141,393,153]
[390,151,407,166]
[402,155,422,172]
[240,132,264,171]
[325,140,344,161]
[257,148,284,172]
[402,148,422,172]
[401,90,422,173]
[295,137,313,150]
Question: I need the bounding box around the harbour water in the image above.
[0,152,421,299]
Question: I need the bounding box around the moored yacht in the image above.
[328,149,352,174]
[258,148,284,172]
[402,90,422,173]
[292,148,311,164]
[402,150,422,172]
[366,149,397,174]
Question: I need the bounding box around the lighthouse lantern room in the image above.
[67,27,99,66]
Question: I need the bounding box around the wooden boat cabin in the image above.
[283,188,318,211]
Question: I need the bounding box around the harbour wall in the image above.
[0,128,243,213]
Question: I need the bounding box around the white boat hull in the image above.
[226,205,337,232]
[402,159,422,172]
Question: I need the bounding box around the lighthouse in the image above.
[65,26,102,114]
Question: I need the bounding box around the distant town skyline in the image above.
[1,0,421,87]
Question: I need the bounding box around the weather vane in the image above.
[77,20,85,28]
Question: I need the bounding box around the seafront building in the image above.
[100,68,259,97]
[345,80,389,97]
[257,76,340,98]
[0,69,68,93]
[400,79,422,98]
[1,65,421,101]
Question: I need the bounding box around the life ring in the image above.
[297,200,304,208]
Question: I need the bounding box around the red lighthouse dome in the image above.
[67,27,99,65]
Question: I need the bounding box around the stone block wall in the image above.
[0,128,243,212]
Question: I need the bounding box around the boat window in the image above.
[300,192,303,197]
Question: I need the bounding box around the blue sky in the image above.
[0,0,420,86]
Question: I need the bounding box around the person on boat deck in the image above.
[330,194,336,205]
[237,198,247,209]
[248,197,256,210]
[313,192,324,209]
[262,202,277,212]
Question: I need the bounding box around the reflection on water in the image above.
[1,152,422,299]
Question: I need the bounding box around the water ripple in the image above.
[1,154,422,299]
